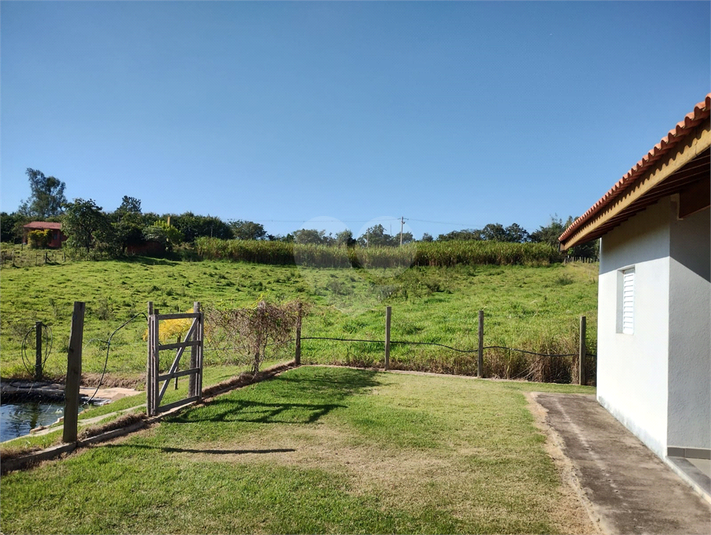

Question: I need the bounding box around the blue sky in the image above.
[1,1,709,239]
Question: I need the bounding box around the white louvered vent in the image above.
[622,269,635,335]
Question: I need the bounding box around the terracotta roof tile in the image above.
[24,221,62,230]
[560,94,711,243]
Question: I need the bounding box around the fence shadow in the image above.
[168,399,346,425]
[102,444,296,455]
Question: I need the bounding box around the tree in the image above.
[420,233,434,242]
[437,229,483,241]
[504,223,529,243]
[357,224,396,247]
[170,212,232,242]
[62,199,113,254]
[19,169,68,219]
[230,220,267,241]
[0,212,28,243]
[529,216,568,247]
[335,229,356,247]
[117,196,142,215]
[294,228,332,245]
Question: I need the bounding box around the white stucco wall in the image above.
[668,204,711,450]
[597,199,672,458]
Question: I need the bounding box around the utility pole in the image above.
[399,216,405,247]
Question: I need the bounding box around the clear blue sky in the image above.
[1,1,709,239]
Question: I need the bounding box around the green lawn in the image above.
[0,257,597,382]
[1,366,595,534]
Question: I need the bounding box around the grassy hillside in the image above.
[1,366,595,534]
[0,257,598,383]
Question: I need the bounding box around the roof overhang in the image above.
[559,96,711,251]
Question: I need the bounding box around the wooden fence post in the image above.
[477,310,484,378]
[35,321,43,381]
[579,316,587,385]
[384,306,392,370]
[295,302,302,366]
[63,302,85,443]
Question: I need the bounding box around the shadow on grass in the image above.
[103,444,296,455]
[168,368,383,425]
[169,399,346,425]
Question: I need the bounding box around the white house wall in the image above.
[598,199,672,458]
[668,203,710,451]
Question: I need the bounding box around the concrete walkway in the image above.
[534,393,711,535]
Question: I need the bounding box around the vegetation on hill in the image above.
[0,256,597,384]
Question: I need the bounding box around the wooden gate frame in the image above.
[146,301,204,417]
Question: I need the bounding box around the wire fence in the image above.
[1,248,67,267]
[10,302,596,389]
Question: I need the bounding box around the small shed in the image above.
[559,96,710,487]
[23,222,67,248]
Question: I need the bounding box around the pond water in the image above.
[1,401,70,443]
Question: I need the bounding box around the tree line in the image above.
[0,168,598,259]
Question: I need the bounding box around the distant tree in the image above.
[530,215,598,259]
[268,233,294,243]
[357,224,393,247]
[400,232,415,245]
[437,229,483,241]
[529,216,568,247]
[504,223,530,243]
[420,233,434,242]
[18,169,68,219]
[169,212,232,242]
[63,199,113,254]
[294,228,333,245]
[480,223,508,242]
[117,196,142,214]
[335,229,356,247]
[230,220,267,241]
[0,212,28,243]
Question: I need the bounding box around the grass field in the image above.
[1,366,596,534]
[0,256,598,382]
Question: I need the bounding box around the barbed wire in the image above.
[20,323,53,377]
[85,312,148,403]
[301,335,587,359]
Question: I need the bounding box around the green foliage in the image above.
[229,219,267,240]
[530,216,599,259]
[168,212,233,243]
[0,212,28,243]
[27,229,51,249]
[143,220,183,252]
[195,237,561,267]
[18,169,67,219]
[335,229,356,246]
[439,223,529,243]
[62,199,114,255]
[356,224,412,247]
[294,228,331,245]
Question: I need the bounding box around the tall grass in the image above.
[195,238,561,267]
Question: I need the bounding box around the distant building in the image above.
[560,95,710,495]
[23,222,67,248]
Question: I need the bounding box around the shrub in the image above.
[27,229,51,249]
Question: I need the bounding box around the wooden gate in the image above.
[146,301,204,417]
